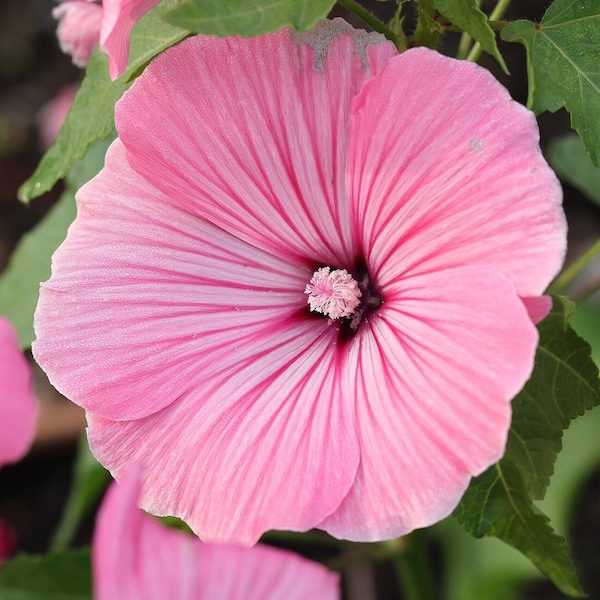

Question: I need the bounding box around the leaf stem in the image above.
[337,0,397,41]
[550,237,600,295]
[466,0,512,63]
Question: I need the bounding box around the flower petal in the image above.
[94,467,340,600]
[87,320,358,544]
[116,20,397,267]
[0,317,37,468]
[320,267,537,540]
[350,47,566,298]
[34,141,321,421]
[100,0,161,79]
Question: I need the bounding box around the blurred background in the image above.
[0,1,599,598]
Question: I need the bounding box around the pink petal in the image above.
[0,317,37,468]
[53,0,102,68]
[349,47,566,299]
[320,268,537,540]
[38,83,78,150]
[34,141,321,421]
[34,142,358,542]
[521,295,553,324]
[115,20,397,267]
[99,0,161,79]
[94,467,340,600]
[86,320,357,543]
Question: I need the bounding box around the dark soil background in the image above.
[0,1,598,598]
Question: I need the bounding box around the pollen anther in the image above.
[305,267,362,319]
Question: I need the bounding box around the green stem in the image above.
[456,0,480,59]
[391,531,436,600]
[573,275,600,302]
[50,434,111,550]
[466,0,512,63]
[337,0,396,40]
[456,30,473,60]
[550,237,600,295]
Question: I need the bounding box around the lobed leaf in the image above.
[505,297,600,499]
[454,296,600,596]
[430,0,507,71]
[0,550,92,600]
[166,0,336,37]
[501,0,600,165]
[18,0,190,202]
[455,463,584,597]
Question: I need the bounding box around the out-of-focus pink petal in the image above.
[116,20,397,267]
[0,519,16,562]
[521,295,553,324]
[38,83,78,150]
[35,142,358,542]
[320,268,537,540]
[350,47,566,299]
[53,0,102,68]
[100,0,162,79]
[0,317,37,468]
[94,467,340,600]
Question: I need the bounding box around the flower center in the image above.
[305,267,362,319]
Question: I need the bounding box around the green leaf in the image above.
[548,133,600,207]
[501,0,600,165]
[454,296,600,596]
[506,297,600,499]
[18,0,190,202]
[0,550,92,600]
[166,0,335,37]
[455,463,584,597]
[0,137,113,348]
[430,0,507,72]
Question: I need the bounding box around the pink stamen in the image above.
[305,267,362,319]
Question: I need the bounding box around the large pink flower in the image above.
[33,20,566,544]
[94,466,340,599]
[0,317,37,468]
[54,0,160,78]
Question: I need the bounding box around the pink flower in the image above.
[0,317,37,468]
[33,20,566,545]
[54,0,160,78]
[94,467,340,600]
[38,83,78,150]
[53,0,102,68]
[100,0,162,79]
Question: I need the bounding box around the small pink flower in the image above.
[34,20,566,544]
[100,0,162,79]
[53,0,160,78]
[0,317,37,468]
[38,83,78,150]
[94,467,340,600]
[53,0,102,68]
